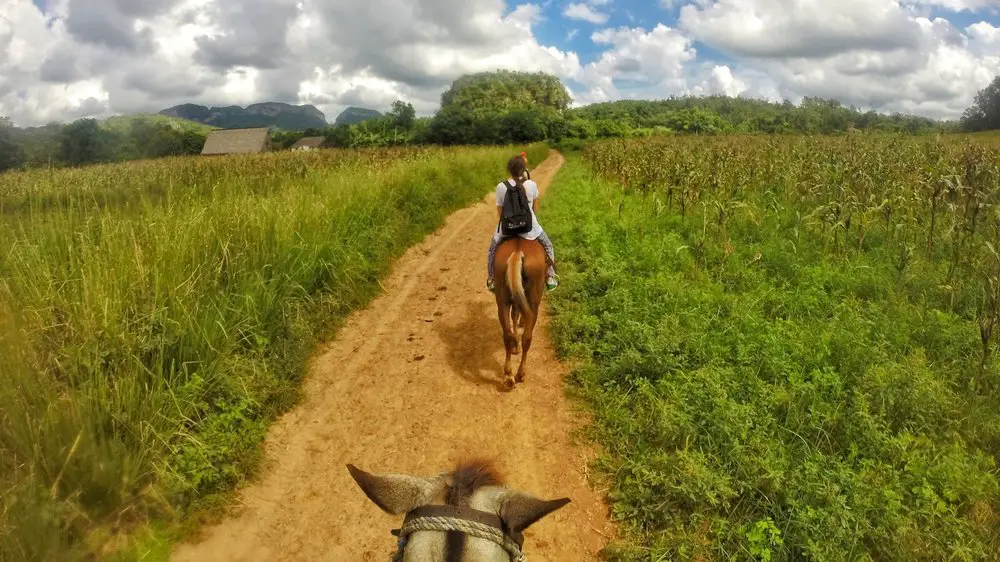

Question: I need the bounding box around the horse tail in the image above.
[506,248,529,314]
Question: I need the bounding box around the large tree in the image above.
[439,70,572,115]
[59,118,116,166]
[961,75,1000,132]
[425,71,572,145]
[388,100,416,130]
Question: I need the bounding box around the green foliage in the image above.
[962,75,1000,132]
[270,102,422,150]
[439,69,572,115]
[0,115,208,172]
[566,95,944,136]
[0,117,25,172]
[425,70,573,145]
[420,73,946,147]
[0,142,550,560]
[544,138,1000,561]
[101,114,215,137]
[59,118,117,165]
[389,100,417,131]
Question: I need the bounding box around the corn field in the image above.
[586,135,1000,374]
[541,135,1000,560]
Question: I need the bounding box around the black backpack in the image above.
[499,179,532,236]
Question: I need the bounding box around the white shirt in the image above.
[495,178,542,240]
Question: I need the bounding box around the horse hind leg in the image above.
[511,307,522,355]
[498,302,517,387]
[515,309,537,384]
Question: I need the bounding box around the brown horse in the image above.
[493,236,547,390]
[347,460,570,562]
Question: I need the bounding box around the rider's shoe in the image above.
[546,273,559,291]
[486,277,496,292]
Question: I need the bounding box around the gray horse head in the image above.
[348,461,570,561]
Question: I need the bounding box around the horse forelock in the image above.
[443,460,503,562]
[446,460,503,507]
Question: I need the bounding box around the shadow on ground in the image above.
[435,298,509,392]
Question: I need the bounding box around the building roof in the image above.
[290,136,326,149]
[201,127,271,155]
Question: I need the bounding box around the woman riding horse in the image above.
[485,154,557,293]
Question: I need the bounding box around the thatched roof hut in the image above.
[290,136,326,151]
[201,127,272,155]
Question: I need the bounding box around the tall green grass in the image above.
[544,145,1000,561]
[0,143,549,561]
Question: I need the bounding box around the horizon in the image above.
[6,90,963,130]
[2,0,998,128]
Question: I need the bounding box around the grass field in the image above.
[0,143,549,561]
[544,135,1000,561]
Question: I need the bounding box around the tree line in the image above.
[263,71,1000,150]
[0,116,207,173]
[3,70,999,174]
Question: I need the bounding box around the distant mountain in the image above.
[158,102,327,131]
[334,107,383,126]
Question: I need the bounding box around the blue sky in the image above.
[532,1,998,64]
[2,0,999,125]
[532,0,738,66]
[535,0,671,63]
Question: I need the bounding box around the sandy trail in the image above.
[171,151,616,561]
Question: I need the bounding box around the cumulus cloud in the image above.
[0,0,998,126]
[679,0,924,59]
[905,0,1000,12]
[563,3,610,24]
[677,0,1000,118]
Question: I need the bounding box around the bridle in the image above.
[390,504,526,561]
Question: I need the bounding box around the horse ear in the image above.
[346,464,444,515]
[499,491,571,533]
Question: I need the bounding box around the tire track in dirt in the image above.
[170,151,617,561]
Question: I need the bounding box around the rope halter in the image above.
[390,505,526,562]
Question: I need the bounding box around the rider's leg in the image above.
[536,231,558,289]
[486,231,500,291]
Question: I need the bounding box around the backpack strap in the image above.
[498,180,513,234]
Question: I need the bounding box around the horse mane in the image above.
[446,459,503,506]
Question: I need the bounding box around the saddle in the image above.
[494,228,554,267]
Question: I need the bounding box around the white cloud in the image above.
[563,3,610,24]
[678,0,923,59]
[904,0,1000,12]
[0,0,998,126]
[708,65,748,98]
[676,0,1000,118]
[571,24,698,104]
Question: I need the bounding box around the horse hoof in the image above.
[515,372,525,383]
[503,378,516,391]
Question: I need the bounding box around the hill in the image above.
[158,102,327,131]
[102,113,217,135]
[334,107,383,126]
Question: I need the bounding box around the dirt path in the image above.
[170,151,616,561]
